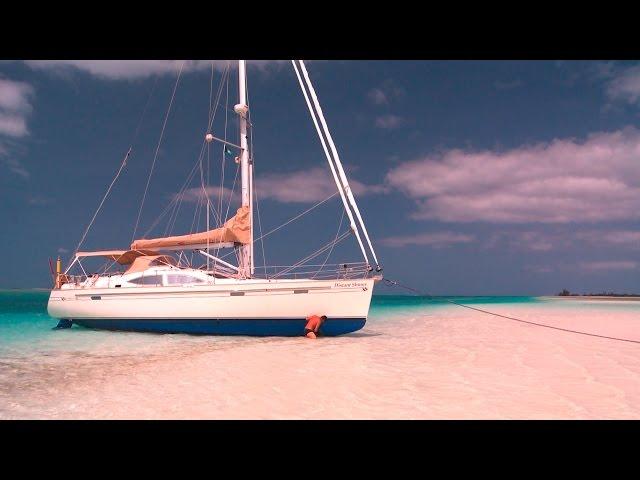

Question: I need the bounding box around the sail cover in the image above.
[130,206,251,250]
[125,255,177,274]
[75,249,160,265]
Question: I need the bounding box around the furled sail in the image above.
[130,206,251,250]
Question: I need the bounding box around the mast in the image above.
[292,60,381,270]
[237,60,252,278]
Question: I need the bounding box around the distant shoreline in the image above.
[540,295,640,302]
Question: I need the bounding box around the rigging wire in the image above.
[218,66,230,226]
[311,209,344,279]
[71,148,131,261]
[272,230,352,278]
[252,167,268,277]
[129,76,160,147]
[215,192,339,263]
[383,278,640,345]
[131,61,185,242]
[291,60,370,267]
[298,60,380,268]
[69,76,160,264]
[199,61,226,229]
[195,63,230,226]
[213,162,240,260]
[244,73,267,277]
[255,193,339,243]
[163,158,202,236]
[144,64,230,242]
[98,154,204,275]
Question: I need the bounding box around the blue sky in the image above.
[1,60,640,294]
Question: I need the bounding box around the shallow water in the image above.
[1,290,639,419]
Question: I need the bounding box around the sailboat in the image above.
[47,60,382,336]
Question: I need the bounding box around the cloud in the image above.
[24,60,286,80]
[524,264,555,274]
[0,155,29,178]
[494,79,524,90]
[603,64,640,105]
[375,114,404,129]
[386,127,640,224]
[367,80,405,106]
[380,231,475,248]
[173,186,236,204]
[255,167,387,203]
[0,78,34,113]
[367,88,388,105]
[480,228,640,254]
[0,113,29,137]
[525,260,640,275]
[0,78,34,179]
[575,229,640,248]
[484,231,559,252]
[57,247,69,254]
[579,260,638,271]
[0,78,33,137]
[27,195,52,205]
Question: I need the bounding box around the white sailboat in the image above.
[47,60,382,336]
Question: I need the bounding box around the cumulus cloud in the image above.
[380,231,475,248]
[0,113,29,137]
[604,64,640,105]
[0,78,34,113]
[0,78,33,137]
[367,80,405,106]
[255,167,387,203]
[386,127,640,224]
[367,88,388,105]
[24,60,286,80]
[0,78,34,178]
[375,114,404,129]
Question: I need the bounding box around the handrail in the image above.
[56,261,370,290]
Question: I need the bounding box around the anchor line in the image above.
[383,278,640,345]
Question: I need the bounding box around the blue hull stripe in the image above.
[71,318,366,336]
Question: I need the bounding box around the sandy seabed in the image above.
[1,298,639,419]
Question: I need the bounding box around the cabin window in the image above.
[165,274,206,285]
[128,275,163,286]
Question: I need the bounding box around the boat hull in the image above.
[48,277,376,337]
[72,317,366,336]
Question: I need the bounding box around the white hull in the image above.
[48,277,376,336]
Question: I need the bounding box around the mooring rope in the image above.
[383,278,640,345]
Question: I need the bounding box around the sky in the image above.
[1,60,640,295]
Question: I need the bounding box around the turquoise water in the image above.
[2,289,639,419]
[1,290,634,352]
[371,294,541,313]
[0,290,540,354]
[2,290,636,354]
